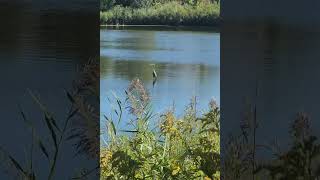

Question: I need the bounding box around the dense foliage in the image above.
[100,0,220,26]
[101,79,220,179]
[254,113,320,180]
[101,0,219,11]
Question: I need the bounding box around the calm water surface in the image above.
[0,5,98,178]
[101,27,220,129]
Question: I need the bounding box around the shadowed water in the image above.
[0,2,98,178]
[222,23,320,163]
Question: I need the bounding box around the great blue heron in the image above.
[150,64,157,87]
[153,69,157,79]
[150,64,157,79]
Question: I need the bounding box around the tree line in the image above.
[101,0,219,11]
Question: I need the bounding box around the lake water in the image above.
[221,24,320,160]
[0,4,98,178]
[100,27,220,130]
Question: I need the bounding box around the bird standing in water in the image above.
[153,68,157,79]
[151,64,157,87]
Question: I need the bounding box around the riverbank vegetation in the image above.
[222,103,320,179]
[100,0,220,26]
[101,78,220,179]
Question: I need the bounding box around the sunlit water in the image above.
[100,27,220,132]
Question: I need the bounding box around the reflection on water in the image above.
[101,27,220,128]
[101,28,220,66]
[222,24,320,162]
[101,57,218,83]
[0,2,98,179]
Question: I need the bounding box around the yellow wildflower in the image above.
[172,165,180,176]
[171,161,181,176]
[161,111,175,133]
[100,150,112,167]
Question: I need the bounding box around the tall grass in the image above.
[100,2,220,26]
[221,102,320,180]
[101,78,220,179]
[0,59,100,179]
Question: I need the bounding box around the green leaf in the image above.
[48,115,61,133]
[120,130,139,133]
[66,90,75,103]
[114,109,119,116]
[67,108,79,120]
[38,140,50,160]
[8,155,26,176]
[19,107,33,129]
[66,133,81,141]
[27,89,46,112]
[116,99,122,124]
[44,113,58,149]
[110,121,117,136]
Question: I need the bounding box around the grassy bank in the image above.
[101,79,220,179]
[100,2,220,26]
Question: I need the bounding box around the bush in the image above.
[101,0,116,11]
[101,0,154,10]
[101,79,220,179]
[100,1,220,26]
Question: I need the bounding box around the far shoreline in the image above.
[100,24,218,27]
[100,24,220,31]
